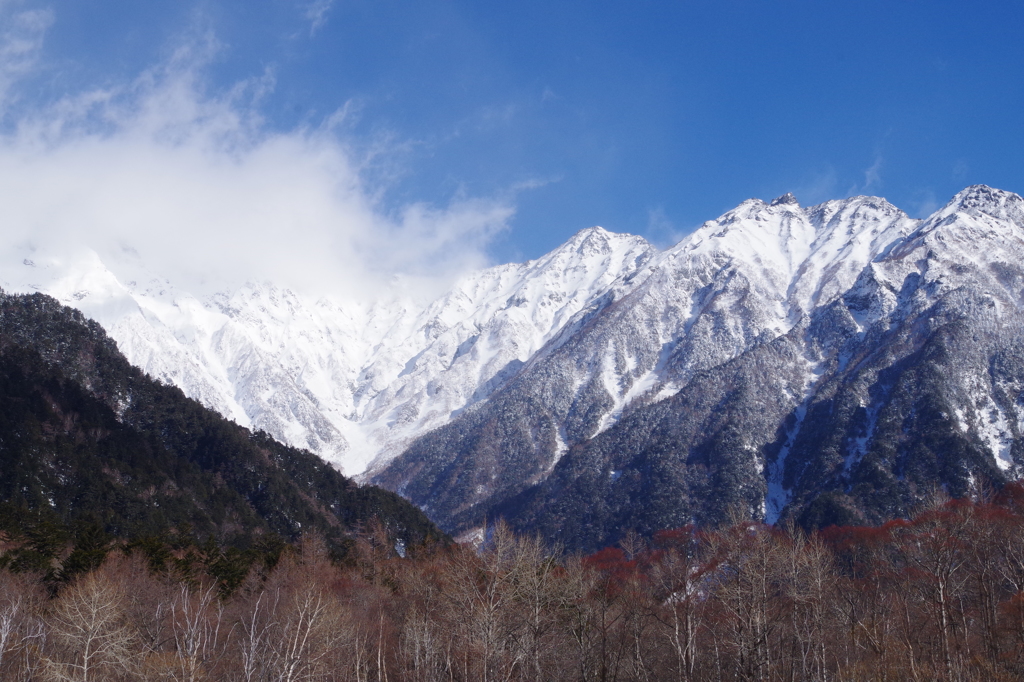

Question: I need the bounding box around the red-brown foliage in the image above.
[2,498,1024,680]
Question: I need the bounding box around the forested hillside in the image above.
[0,290,443,580]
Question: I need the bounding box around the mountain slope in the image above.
[6,185,1024,553]
[0,290,442,552]
[373,193,921,534]
[0,227,653,476]
[372,187,1024,550]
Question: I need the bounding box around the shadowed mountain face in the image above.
[0,291,443,553]
[374,186,1024,551]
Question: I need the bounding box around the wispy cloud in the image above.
[0,1,52,114]
[791,165,838,206]
[952,158,969,183]
[861,155,883,193]
[0,13,513,300]
[645,206,684,247]
[846,154,883,197]
[908,189,940,219]
[303,0,334,36]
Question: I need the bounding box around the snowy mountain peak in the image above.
[921,185,1024,230]
[806,195,907,227]
[545,226,650,264]
[770,192,800,207]
[564,225,614,246]
[676,193,817,280]
[4,184,1020,493]
[950,184,1024,216]
[897,186,1024,259]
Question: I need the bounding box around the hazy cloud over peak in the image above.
[0,10,513,300]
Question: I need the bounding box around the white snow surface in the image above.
[0,227,653,476]
[517,193,919,450]
[5,185,1024,485]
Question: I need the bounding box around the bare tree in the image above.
[270,583,344,682]
[0,569,48,681]
[897,504,973,679]
[166,582,226,682]
[707,522,788,681]
[648,529,710,682]
[41,572,138,682]
[441,521,526,682]
[397,552,454,682]
[507,532,563,682]
[237,589,280,682]
[0,594,21,672]
[558,554,601,682]
[230,534,350,682]
[783,530,836,681]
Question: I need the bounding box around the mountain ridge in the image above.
[374,186,1024,547]
[4,185,1024,550]
[0,223,654,476]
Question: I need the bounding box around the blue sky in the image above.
[1,0,1022,290]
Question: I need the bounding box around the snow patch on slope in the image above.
[765,355,826,524]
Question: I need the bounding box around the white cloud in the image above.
[909,189,940,219]
[791,165,838,206]
[646,206,684,247]
[0,1,52,113]
[303,0,334,36]
[861,155,883,194]
[952,158,969,183]
[0,19,513,301]
[845,154,883,197]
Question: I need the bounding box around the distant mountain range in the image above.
[5,185,1024,551]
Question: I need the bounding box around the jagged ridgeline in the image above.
[0,291,443,557]
[8,185,1024,557]
[376,186,1024,552]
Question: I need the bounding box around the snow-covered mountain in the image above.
[0,226,653,476]
[6,184,1024,550]
[374,186,1024,548]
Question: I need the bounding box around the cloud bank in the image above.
[0,6,514,300]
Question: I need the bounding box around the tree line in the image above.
[4,487,1024,681]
